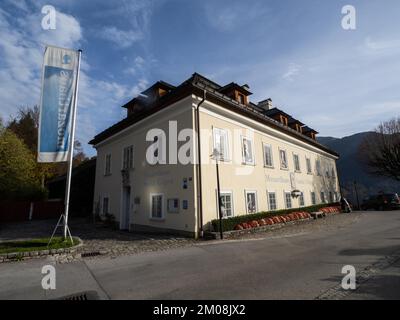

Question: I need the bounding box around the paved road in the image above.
[1,210,400,300]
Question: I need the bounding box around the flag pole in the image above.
[63,49,82,239]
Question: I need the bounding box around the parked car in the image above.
[361,193,400,211]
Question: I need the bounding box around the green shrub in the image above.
[211,203,339,232]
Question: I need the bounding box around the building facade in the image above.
[90,73,340,238]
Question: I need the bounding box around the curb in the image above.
[0,237,83,264]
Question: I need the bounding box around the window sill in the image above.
[242,162,255,166]
[280,167,289,171]
[264,165,274,169]
[150,217,165,222]
[104,173,112,177]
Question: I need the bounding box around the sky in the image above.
[1,0,400,156]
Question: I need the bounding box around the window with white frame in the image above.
[123,146,134,170]
[213,128,229,161]
[151,194,164,219]
[167,198,179,213]
[104,154,112,175]
[334,192,338,202]
[284,192,292,209]
[241,136,254,165]
[263,144,274,167]
[268,192,277,211]
[293,153,301,172]
[306,157,312,174]
[320,191,326,203]
[279,149,288,169]
[102,197,109,215]
[315,159,321,175]
[299,192,305,206]
[245,191,257,214]
[329,191,334,203]
[331,167,336,179]
[220,192,233,218]
[311,191,316,205]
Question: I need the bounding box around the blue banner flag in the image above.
[38,46,79,162]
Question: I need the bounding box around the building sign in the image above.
[38,45,79,162]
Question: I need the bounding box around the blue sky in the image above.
[1,0,400,156]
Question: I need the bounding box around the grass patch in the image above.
[0,237,80,255]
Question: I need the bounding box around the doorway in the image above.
[121,186,131,230]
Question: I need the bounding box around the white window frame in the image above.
[316,159,322,176]
[241,135,255,165]
[245,190,258,214]
[167,198,179,213]
[263,143,274,168]
[310,191,316,205]
[299,192,305,207]
[104,153,112,176]
[150,193,165,220]
[284,191,292,209]
[320,191,326,204]
[122,145,134,170]
[279,148,288,170]
[306,157,312,174]
[217,190,234,218]
[213,127,230,161]
[293,153,301,172]
[267,191,277,211]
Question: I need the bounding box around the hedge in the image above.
[211,203,339,232]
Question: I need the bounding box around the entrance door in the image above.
[121,186,131,230]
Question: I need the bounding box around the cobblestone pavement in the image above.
[0,212,363,263]
[0,218,198,262]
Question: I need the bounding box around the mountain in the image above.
[318,132,400,202]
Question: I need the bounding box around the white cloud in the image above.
[96,1,155,49]
[205,1,269,32]
[100,26,143,48]
[0,5,146,155]
[282,63,301,81]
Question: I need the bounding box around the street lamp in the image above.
[211,148,224,240]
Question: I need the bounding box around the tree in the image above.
[7,106,88,182]
[7,106,39,153]
[0,128,45,200]
[359,117,400,181]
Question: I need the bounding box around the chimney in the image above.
[258,98,273,111]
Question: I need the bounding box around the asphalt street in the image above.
[0,210,399,300]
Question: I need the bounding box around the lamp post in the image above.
[212,148,224,240]
[353,180,360,210]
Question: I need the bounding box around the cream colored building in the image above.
[90,73,340,238]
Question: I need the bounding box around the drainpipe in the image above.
[195,90,206,238]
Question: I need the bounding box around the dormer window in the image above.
[237,93,245,104]
[280,115,288,126]
[218,82,252,106]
